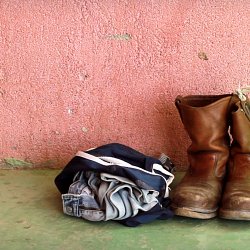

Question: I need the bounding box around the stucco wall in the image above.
[0,0,249,169]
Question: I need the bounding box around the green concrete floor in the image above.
[0,170,250,250]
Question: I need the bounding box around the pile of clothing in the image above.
[55,143,175,227]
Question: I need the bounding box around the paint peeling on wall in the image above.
[0,158,61,169]
[4,158,33,168]
[81,127,88,133]
[36,160,57,168]
[107,33,132,41]
[198,52,208,60]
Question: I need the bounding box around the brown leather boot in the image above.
[171,94,239,219]
[219,96,250,220]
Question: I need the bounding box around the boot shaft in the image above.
[175,94,239,178]
[228,100,250,179]
[175,94,238,151]
[230,101,250,154]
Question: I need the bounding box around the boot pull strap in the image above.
[175,96,184,122]
[235,86,250,121]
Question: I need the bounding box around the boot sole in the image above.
[219,209,250,220]
[172,206,217,219]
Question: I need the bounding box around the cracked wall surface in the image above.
[0,0,249,169]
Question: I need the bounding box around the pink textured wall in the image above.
[0,1,249,169]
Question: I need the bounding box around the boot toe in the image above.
[222,193,250,210]
[220,186,250,220]
[172,183,219,213]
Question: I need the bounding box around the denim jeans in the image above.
[62,171,159,221]
[62,172,105,221]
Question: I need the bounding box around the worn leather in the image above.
[172,94,239,216]
[220,101,250,218]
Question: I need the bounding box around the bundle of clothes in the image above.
[55,143,175,227]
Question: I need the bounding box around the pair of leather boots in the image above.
[171,88,250,220]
